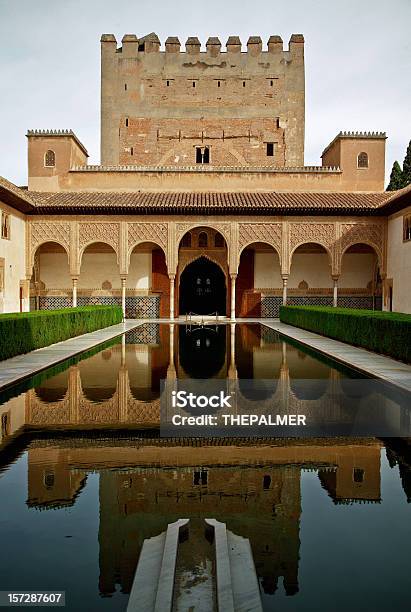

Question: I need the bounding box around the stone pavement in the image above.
[0,320,143,391]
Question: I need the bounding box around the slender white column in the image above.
[332,276,339,307]
[121,277,127,319]
[230,274,237,320]
[169,275,175,320]
[72,277,78,308]
[282,276,288,306]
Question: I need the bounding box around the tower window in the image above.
[124,83,127,91]
[125,117,129,127]
[217,80,221,87]
[243,81,246,87]
[130,147,134,156]
[358,152,368,168]
[192,81,196,88]
[167,80,170,86]
[266,142,275,157]
[196,147,210,164]
[44,149,55,167]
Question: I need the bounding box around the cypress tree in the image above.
[402,140,411,187]
[387,160,404,191]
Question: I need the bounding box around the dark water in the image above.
[0,324,410,611]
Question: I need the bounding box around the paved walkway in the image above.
[0,320,143,391]
[264,320,411,393]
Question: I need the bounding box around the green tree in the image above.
[387,160,404,191]
[402,140,411,187]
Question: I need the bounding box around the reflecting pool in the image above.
[0,324,410,611]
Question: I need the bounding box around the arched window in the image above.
[358,152,368,168]
[1,213,10,239]
[44,150,56,167]
[214,232,224,248]
[181,232,192,247]
[198,232,208,248]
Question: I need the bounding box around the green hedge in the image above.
[0,306,122,361]
[279,306,411,363]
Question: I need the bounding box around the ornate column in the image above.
[332,275,339,308]
[71,277,78,308]
[169,275,175,320]
[120,276,127,319]
[230,274,237,320]
[22,277,31,312]
[282,275,288,306]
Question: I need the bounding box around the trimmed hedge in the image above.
[0,306,122,361]
[279,305,411,363]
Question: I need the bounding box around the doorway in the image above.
[179,256,226,316]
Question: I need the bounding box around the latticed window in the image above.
[181,232,192,247]
[198,232,208,247]
[357,152,368,168]
[404,215,411,241]
[214,232,224,247]
[44,149,56,167]
[1,213,10,239]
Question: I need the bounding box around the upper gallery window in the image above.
[357,152,369,168]
[44,150,55,167]
[266,142,275,157]
[1,212,10,240]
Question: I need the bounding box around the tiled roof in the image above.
[0,176,35,213]
[29,190,390,215]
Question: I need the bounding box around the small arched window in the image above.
[358,152,368,168]
[44,150,56,167]
[181,232,192,248]
[214,232,224,248]
[198,232,208,248]
[404,215,411,242]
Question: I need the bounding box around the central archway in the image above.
[179,256,227,315]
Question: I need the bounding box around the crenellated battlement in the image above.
[100,32,304,55]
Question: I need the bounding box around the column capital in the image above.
[331,274,340,282]
[169,274,176,281]
[230,273,237,280]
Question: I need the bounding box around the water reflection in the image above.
[1,324,411,610]
[21,438,387,597]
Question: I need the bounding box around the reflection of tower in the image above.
[318,445,381,504]
[97,464,302,597]
[26,448,86,509]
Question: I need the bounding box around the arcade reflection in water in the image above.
[1,324,411,610]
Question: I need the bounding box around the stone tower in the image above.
[100,33,305,168]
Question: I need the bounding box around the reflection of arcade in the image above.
[25,439,382,598]
[1,323,392,438]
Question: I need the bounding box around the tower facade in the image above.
[100,33,305,167]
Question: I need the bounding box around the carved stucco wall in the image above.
[27,218,387,281]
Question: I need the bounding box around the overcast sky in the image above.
[0,0,410,186]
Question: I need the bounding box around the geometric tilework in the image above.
[337,296,382,310]
[39,296,72,310]
[125,296,160,319]
[287,296,334,307]
[125,323,160,345]
[77,296,122,308]
[261,296,283,318]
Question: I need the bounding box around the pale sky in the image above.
[0,0,410,186]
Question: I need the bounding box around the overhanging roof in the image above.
[28,190,391,215]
